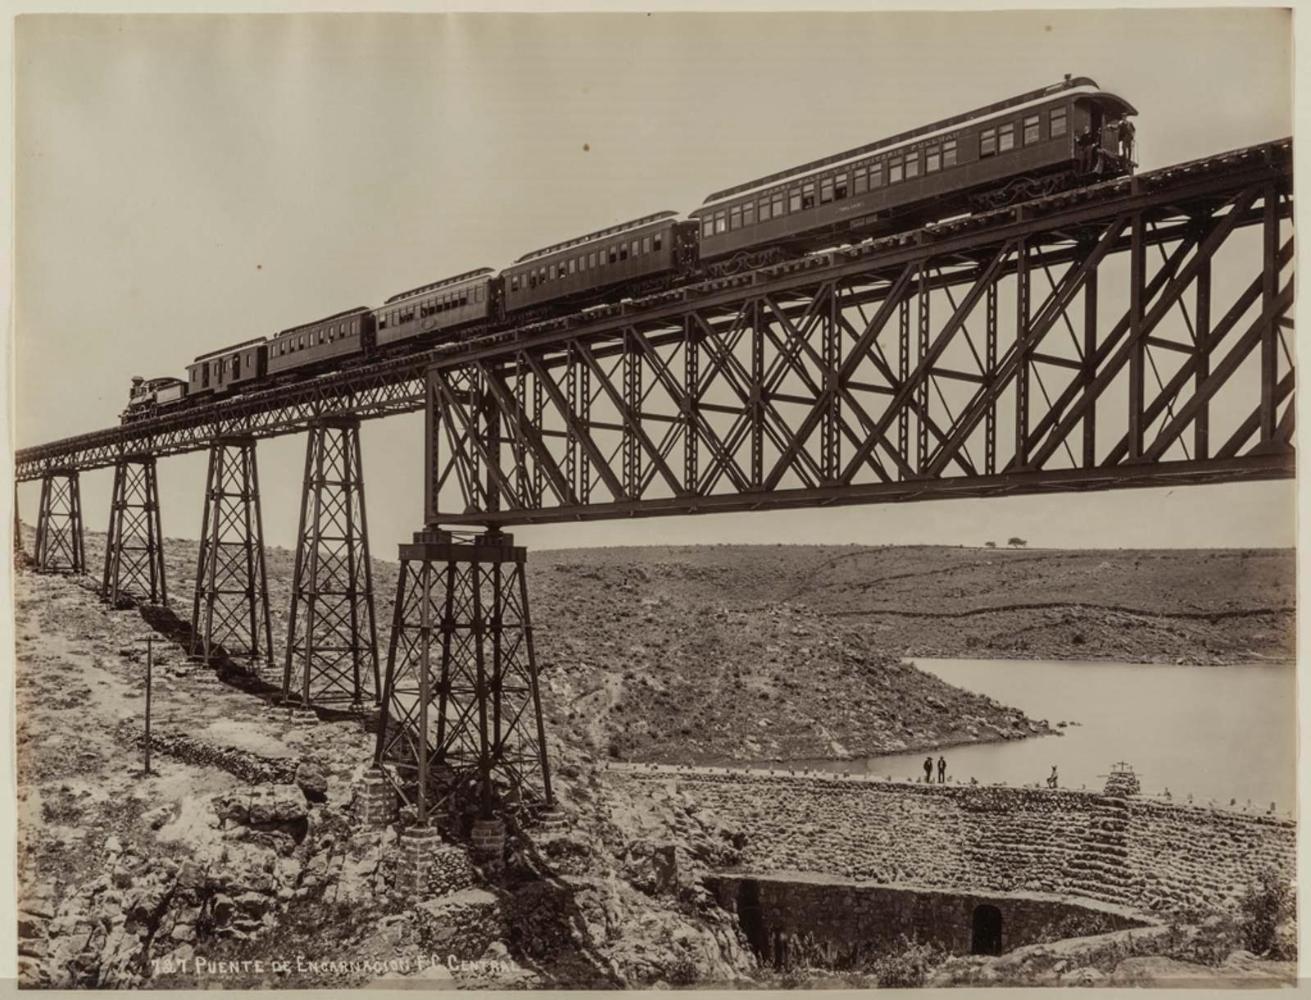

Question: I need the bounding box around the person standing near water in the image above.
[1047,765,1059,789]
[923,757,933,783]
[937,756,947,784]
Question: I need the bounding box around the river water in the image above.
[800,658,1297,813]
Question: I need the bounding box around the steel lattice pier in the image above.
[282,417,381,709]
[102,454,167,607]
[34,470,86,574]
[373,530,552,824]
[191,437,275,670]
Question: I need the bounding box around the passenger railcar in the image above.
[692,76,1136,263]
[501,212,698,315]
[187,338,268,397]
[375,269,497,349]
[269,307,373,377]
[120,77,1141,427]
[121,376,188,423]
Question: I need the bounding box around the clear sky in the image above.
[13,9,1294,554]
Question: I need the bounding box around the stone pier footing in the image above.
[355,768,398,827]
[396,825,445,898]
[471,817,507,872]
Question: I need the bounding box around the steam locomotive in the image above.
[122,76,1136,422]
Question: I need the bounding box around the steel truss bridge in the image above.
[13,138,1296,834]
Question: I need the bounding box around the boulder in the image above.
[295,761,329,803]
[248,785,308,825]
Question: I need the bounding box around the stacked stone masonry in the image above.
[606,767,1294,917]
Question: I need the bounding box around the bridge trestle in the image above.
[34,469,86,574]
[102,454,167,607]
[373,528,552,831]
[282,416,380,710]
[190,437,274,671]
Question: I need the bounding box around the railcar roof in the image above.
[192,337,267,362]
[512,211,679,265]
[701,76,1115,205]
[275,306,372,337]
[384,268,497,305]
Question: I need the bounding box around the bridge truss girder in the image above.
[426,179,1294,526]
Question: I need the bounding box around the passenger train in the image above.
[122,76,1136,423]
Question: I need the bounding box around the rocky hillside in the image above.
[12,535,1295,989]
[20,528,1072,764]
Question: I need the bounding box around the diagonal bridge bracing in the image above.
[424,170,1294,525]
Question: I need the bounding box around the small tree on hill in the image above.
[1007,537,1027,548]
[984,541,997,549]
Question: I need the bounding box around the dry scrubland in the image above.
[12,532,1295,988]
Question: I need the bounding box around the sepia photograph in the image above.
[7,6,1300,991]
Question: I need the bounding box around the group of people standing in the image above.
[922,756,1060,788]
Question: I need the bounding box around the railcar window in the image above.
[300,335,307,348]
[926,147,941,172]
[476,286,484,302]
[870,162,883,187]
[1024,114,1040,145]
[653,233,663,251]
[943,140,958,167]
[981,128,997,157]
[568,258,577,275]
[854,165,868,194]
[834,173,848,199]
[999,123,1015,151]
[642,236,652,253]
[510,275,519,291]
[889,158,903,183]
[905,152,920,179]
[789,188,801,213]
[742,201,755,226]
[730,205,742,229]
[549,264,557,280]
[801,182,816,209]
[773,191,785,217]
[630,239,639,257]
[1050,107,1067,137]
[702,218,714,238]
[715,212,727,234]
[589,251,598,268]
[820,178,834,204]
[759,198,771,222]
[619,243,628,260]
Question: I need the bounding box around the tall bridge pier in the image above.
[101,453,167,607]
[372,528,552,850]
[33,469,86,575]
[190,436,274,671]
[282,416,381,710]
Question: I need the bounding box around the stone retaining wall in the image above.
[605,766,1294,916]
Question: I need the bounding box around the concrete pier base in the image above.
[471,817,507,872]
[396,825,444,898]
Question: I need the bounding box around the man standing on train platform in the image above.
[923,756,933,784]
[937,756,947,784]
